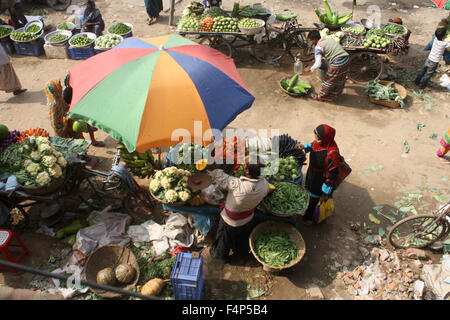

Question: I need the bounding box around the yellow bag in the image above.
[312,195,334,224]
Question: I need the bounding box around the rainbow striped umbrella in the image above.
[68,34,255,152]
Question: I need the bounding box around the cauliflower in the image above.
[165,167,178,176]
[164,190,178,203]
[181,176,189,183]
[53,151,63,158]
[26,136,36,146]
[30,151,41,161]
[57,156,67,168]
[178,190,191,202]
[36,171,51,186]
[48,164,62,178]
[26,163,40,176]
[154,171,163,179]
[149,179,161,193]
[23,159,33,168]
[42,155,57,168]
[160,176,172,189]
[36,136,50,145]
[38,143,53,155]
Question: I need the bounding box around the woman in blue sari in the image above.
[145,0,163,25]
[81,0,105,36]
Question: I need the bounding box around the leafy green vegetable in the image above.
[50,136,89,158]
[254,231,298,267]
[365,80,405,108]
[264,182,308,214]
[381,23,405,35]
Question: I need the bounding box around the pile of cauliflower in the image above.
[14,136,67,188]
[149,167,192,203]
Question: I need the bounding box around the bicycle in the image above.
[0,149,154,229]
[387,202,450,249]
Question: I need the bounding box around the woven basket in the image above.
[369,81,407,108]
[249,221,306,273]
[261,182,309,217]
[20,169,66,196]
[149,185,187,207]
[85,245,140,298]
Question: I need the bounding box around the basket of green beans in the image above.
[249,221,306,272]
[261,181,310,217]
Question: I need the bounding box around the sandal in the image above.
[91,141,106,147]
[13,88,27,96]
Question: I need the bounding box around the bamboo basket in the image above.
[149,182,188,207]
[369,81,407,108]
[249,221,306,273]
[85,244,140,298]
[20,168,66,196]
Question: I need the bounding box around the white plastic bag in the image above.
[201,184,225,206]
[440,74,450,91]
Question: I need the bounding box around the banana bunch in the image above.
[189,194,206,206]
[315,0,352,27]
[117,144,155,179]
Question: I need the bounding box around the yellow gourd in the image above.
[141,278,165,296]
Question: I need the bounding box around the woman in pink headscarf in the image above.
[295,124,341,222]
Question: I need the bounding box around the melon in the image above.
[72,121,88,133]
[0,124,9,140]
[114,263,136,284]
[96,267,117,286]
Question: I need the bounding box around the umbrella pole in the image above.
[352,0,356,18]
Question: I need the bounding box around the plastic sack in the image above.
[440,74,450,91]
[201,184,225,206]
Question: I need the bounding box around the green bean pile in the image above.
[254,231,298,267]
[264,182,308,214]
[49,34,69,43]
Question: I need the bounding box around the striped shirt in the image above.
[428,38,450,63]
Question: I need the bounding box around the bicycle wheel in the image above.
[348,52,384,83]
[199,36,232,57]
[388,214,449,249]
[250,38,286,64]
[290,32,315,62]
[123,188,154,223]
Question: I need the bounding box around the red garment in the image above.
[432,0,446,8]
[312,124,340,172]
[219,203,254,221]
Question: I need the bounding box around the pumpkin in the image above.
[141,278,165,296]
[96,267,117,286]
[114,263,136,284]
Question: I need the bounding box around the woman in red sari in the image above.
[296,124,340,222]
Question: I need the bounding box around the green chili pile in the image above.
[264,182,308,214]
[254,231,298,267]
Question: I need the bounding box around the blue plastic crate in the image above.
[171,252,203,300]
[68,45,95,60]
[13,38,44,56]
[0,39,15,55]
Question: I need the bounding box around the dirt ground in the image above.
[0,0,449,300]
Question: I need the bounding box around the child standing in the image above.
[414,28,450,90]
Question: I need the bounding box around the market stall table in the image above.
[162,204,298,227]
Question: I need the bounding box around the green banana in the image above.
[337,13,352,25]
[332,12,338,25]
[323,0,333,21]
[314,8,328,24]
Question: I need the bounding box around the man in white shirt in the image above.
[0,45,26,95]
[414,28,450,90]
[207,156,270,261]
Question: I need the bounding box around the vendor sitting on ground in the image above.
[81,0,105,37]
[207,156,270,262]
[303,30,350,102]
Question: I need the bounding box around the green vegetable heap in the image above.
[263,156,300,181]
[0,136,67,188]
[117,144,154,178]
[238,18,261,28]
[49,136,89,159]
[314,0,352,26]
[200,7,229,19]
[177,15,200,31]
[264,182,308,214]
[109,23,132,35]
[96,34,122,48]
[70,36,94,47]
[58,22,71,30]
[26,25,41,33]
[238,5,267,18]
[149,167,192,203]
[364,34,391,49]
[380,23,405,35]
[212,16,239,33]
[11,31,37,42]
[341,26,365,34]
[254,231,298,267]
[0,26,12,38]
[365,80,405,108]
[49,34,69,43]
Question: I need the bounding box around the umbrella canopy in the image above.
[68,34,255,152]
